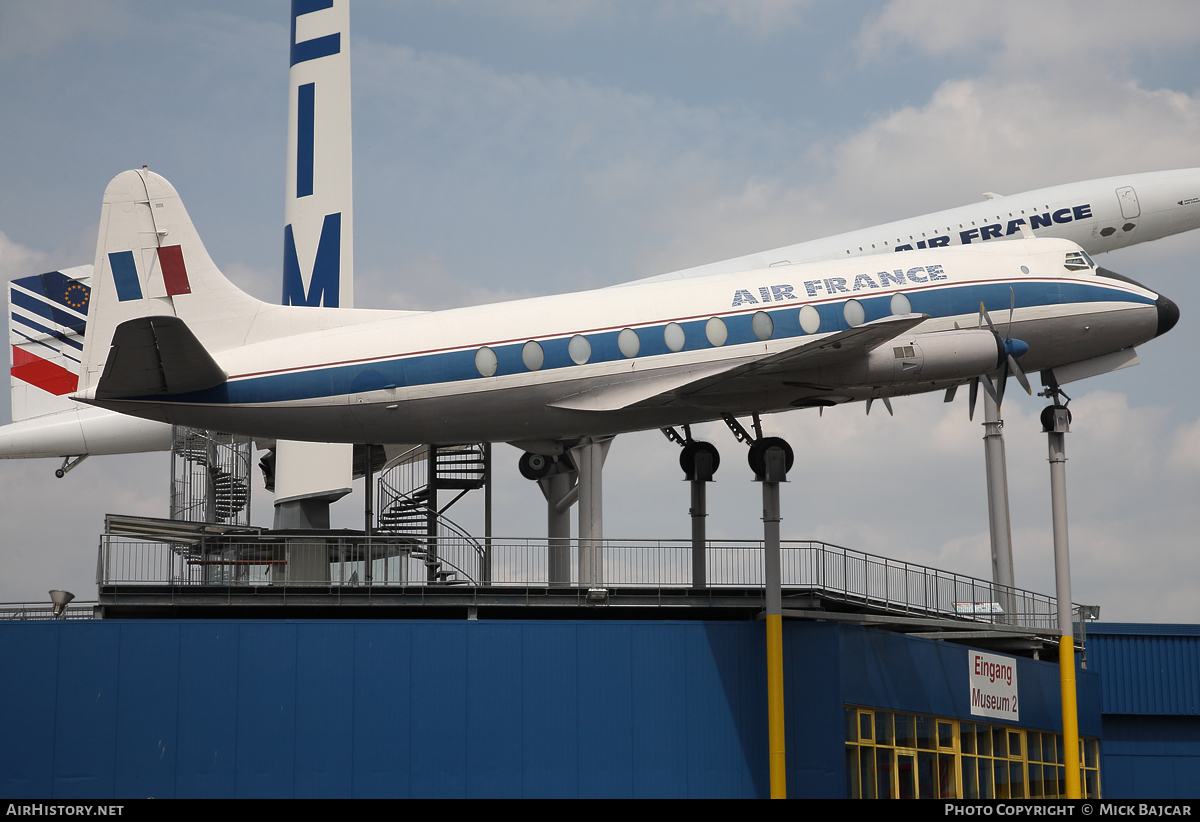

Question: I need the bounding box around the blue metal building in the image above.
[1087,623,1200,798]
[0,618,1098,799]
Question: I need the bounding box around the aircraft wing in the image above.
[548,313,928,412]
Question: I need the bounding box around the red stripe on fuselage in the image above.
[11,346,78,395]
[159,245,191,296]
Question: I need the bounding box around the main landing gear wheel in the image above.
[518,452,554,480]
[679,441,720,478]
[747,437,794,477]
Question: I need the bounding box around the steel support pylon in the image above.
[1044,402,1082,799]
[983,399,1017,620]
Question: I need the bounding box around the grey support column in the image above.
[538,469,577,585]
[983,399,1017,619]
[571,437,614,586]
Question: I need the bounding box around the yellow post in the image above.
[766,613,787,798]
[1060,635,1082,799]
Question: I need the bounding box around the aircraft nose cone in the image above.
[1156,292,1180,338]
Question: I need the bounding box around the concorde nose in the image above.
[1156,292,1180,338]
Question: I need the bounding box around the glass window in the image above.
[663,322,686,352]
[938,721,953,749]
[568,334,591,365]
[843,706,1099,800]
[844,299,866,327]
[751,311,774,341]
[475,346,498,377]
[876,712,894,746]
[890,292,912,316]
[618,328,641,358]
[799,305,821,334]
[705,317,728,347]
[521,340,545,371]
[916,716,936,750]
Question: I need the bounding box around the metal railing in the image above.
[0,601,99,621]
[97,534,1066,629]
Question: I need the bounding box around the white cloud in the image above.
[859,0,1200,73]
[0,230,49,283]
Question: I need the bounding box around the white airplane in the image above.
[72,169,1177,463]
[4,166,1195,466]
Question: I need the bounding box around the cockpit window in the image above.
[1064,251,1095,271]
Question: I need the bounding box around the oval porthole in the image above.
[475,346,498,377]
[752,311,774,341]
[799,305,821,334]
[889,292,912,316]
[705,317,728,347]
[663,322,686,352]
[568,334,591,365]
[521,340,544,371]
[1020,265,1030,274]
[618,328,641,358]
[843,299,865,327]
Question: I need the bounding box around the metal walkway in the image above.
[86,515,1086,653]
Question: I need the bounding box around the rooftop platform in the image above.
[78,515,1088,656]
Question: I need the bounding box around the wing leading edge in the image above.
[547,314,930,412]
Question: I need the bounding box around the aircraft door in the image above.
[1116,186,1141,219]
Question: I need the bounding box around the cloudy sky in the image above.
[2,0,1199,622]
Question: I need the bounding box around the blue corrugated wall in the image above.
[0,619,1093,799]
[1087,623,1200,798]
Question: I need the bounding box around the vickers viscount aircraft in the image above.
[72,169,1178,460]
[5,167,1197,464]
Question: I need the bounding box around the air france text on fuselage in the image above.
[731,265,947,306]
[891,204,1093,252]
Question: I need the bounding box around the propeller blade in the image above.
[944,385,958,403]
[1008,354,1032,395]
[995,368,1008,408]
[969,377,979,421]
[1007,287,1016,340]
[979,301,999,337]
[866,398,874,415]
[882,397,894,416]
[980,372,1001,406]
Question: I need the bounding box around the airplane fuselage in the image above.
[85,238,1170,448]
[640,169,1200,282]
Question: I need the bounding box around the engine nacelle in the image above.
[811,329,1004,386]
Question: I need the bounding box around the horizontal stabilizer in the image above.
[95,316,226,399]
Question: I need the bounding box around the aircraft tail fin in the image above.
[78,168,265,400]
[8,264,93,421]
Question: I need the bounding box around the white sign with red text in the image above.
[969,650,1019,721]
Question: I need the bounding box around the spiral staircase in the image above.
[376,444,488,583]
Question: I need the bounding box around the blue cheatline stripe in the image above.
[11,312,84,351]
[12,329,81,363]
[136,279,1154,407]
[9,289,86,335]
[108,251,143,302]
[296,82,315,198]
[290,0,339,67]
